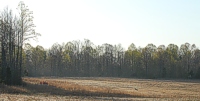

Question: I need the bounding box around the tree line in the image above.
[22,41,200,79]
[0,1,40,85]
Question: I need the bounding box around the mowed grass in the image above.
[1,77,200,100]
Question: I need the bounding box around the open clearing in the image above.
[0,77,200,100]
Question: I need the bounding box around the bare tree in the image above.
[17,1,40,82]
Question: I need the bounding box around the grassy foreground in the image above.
[0,77,200,100]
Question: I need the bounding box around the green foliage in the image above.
[21,40,200,79]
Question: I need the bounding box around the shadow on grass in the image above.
[0,81,136,98]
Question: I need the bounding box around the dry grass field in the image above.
[0,77,200,100]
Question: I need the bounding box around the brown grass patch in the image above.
[1,77,200,100]
[23,77,144,97]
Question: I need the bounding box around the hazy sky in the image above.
[0,0,200,49]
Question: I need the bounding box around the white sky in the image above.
[0,0,200,49]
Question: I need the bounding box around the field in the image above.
[0,77,200,100]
